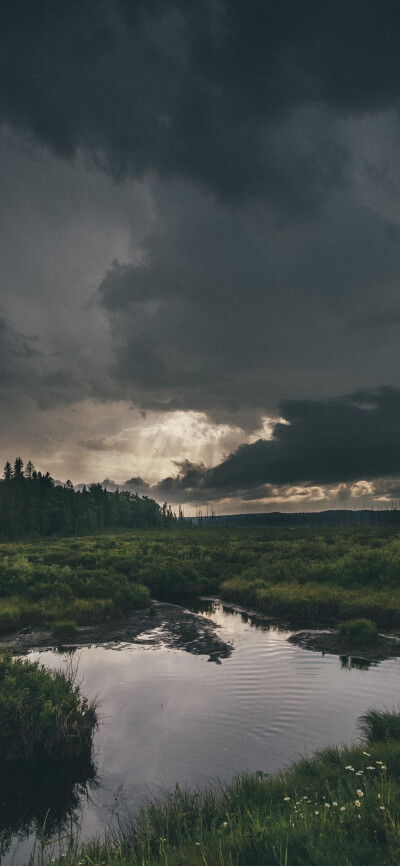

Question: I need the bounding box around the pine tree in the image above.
[3,462,12,482]
[13,457,24,479]
[25,460,35,479]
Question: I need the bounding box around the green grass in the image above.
[37,708,400,866]
[338,618,379,643]
[52,619,79,636]
[3,527,400,631]
[0,653,97,766]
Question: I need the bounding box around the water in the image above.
[5,601,400,863]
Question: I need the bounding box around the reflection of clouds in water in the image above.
[8,604,400,864]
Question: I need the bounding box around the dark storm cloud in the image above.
[152,389,400,500]
[1,0,399,207]
[96,181,400,426]
[0,317,40,381]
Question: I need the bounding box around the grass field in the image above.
[3,527,400,631]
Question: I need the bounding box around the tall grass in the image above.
[338,618,378,642]
[0,653,98,765]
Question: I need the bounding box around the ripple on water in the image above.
[5,602,400,865]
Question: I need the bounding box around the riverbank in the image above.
[43,708,400,866]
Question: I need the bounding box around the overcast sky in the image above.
[1,0,400,513]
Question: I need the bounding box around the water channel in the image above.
[5,599,400,863]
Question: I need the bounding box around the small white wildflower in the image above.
[355,800,361,807]
[357,790,364,797]
[284,796,290,802]
[355,771,363,776]
[315,811,319,815]
[357,814,361,819]
[380,806,386,811]
[366,766,376,771]
[345,765,355,771]
[340,806,345,812]
[363,751,370,757]
[333,801,338,807]
[376,760,383,765]
[381,765,387,770]
[222,821,228,828]
[325,803,330,808]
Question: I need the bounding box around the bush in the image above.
[338,618,378,643]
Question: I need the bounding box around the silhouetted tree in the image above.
[13,457,23,479]
[3,462,12,482]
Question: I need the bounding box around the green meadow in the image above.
[2,526,400,632]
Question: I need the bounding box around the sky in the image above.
[1,0,400,514]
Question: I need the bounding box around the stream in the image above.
[4,599,400,863]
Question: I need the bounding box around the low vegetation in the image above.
[0,653,97,766]
[3,527,400,631]
[338,618,379,643]
[37,708,400,866]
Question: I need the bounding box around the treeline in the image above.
[0,458,175,538]
[204,509,400,528]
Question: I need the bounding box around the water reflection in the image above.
[5,602,233,664]
[0,757,97,857]
[340,655,377,671]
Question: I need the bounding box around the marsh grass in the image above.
[338,618,378,643]
[34,709,400,866]
[359,707,400,744]
[52,619,79,636]
[0,652,98,766]
[3,527,400,631]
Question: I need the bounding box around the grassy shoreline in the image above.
[0,653,97,767]
[3,527,400,633]
[38,709,400,866]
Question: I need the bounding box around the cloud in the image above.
[151,388,400,501]
[95,177,400,428]
[2,3,400,507]
[2,1,399,207]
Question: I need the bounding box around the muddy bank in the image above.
[0,601,233,662]
[289,629,400,664]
